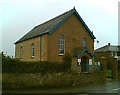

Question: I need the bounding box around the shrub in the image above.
[118,60,120,70]
[2,61,65,74]
[2,52,71,74]
[62,52,72,70]
[2,72,104,90]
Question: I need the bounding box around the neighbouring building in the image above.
[15,8,96,72]
[118,45,120,60]
[95,43,120,61]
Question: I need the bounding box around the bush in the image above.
[62,52,72,71]
[2,61,67,74]
[2,72,104,90]
[2,52,71,74]
[118,60,120,70]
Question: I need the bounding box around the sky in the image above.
[0,0,119,57]
[118,2,120,45]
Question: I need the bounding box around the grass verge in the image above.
[2,72,104,91]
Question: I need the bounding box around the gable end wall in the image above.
[47,13,94,62]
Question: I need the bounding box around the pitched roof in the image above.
[95,44,119,52]
[15,8,96,44]
[78,48,94,58]
[118,45,120,51]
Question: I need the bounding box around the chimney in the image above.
[73,6,75,9]
[108,43,110,46]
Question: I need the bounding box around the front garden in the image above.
[2,72,103,90]
[1,52,106,91]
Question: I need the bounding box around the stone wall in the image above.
[15,37,41,61]
[47,13,94,63]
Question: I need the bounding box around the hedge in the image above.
[2,52,72,74]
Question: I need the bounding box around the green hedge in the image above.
[2,60,68,74]
[2,52,71,74]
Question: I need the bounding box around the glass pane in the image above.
[31,43,35,56]
[59,35,64,54]
[81,38,86,47]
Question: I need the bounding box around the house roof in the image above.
[95,44,119,52]
[118,45,120,51]
[15,8,96,44]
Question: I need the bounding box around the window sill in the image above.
[31,56,35,58]
[114,56,118,58]
[58,54,64,56]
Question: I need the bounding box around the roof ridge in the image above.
[95,45,108,51]
[15,8,96,44]
[33,9,74,29]
[15,8,75,44]
[95,44,119,52]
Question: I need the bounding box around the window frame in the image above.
[111,51,113,56]
[31,43,35,57]
[81,38,86,47]
[58,35,65,55]
[20,46,23,58]
[114,52,117,57]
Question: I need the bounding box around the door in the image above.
[81,56,89,72]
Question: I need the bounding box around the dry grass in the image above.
[2,72,104,90]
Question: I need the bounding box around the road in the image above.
[3,79,120,94]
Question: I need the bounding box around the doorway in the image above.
[81,56,89,72]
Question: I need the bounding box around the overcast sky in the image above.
[1,0,119,57]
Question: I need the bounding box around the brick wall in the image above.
[95,52,112,61]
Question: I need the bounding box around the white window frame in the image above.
[114,52,118,58]
[111,51,113,56]
[58,35,65,55]
[89,59,92,65]
[115,52,117,56]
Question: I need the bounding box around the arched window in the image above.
[20,46,23,58]
[81,38,86,47]
[59,35,65,55]
[31,43,35,57]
